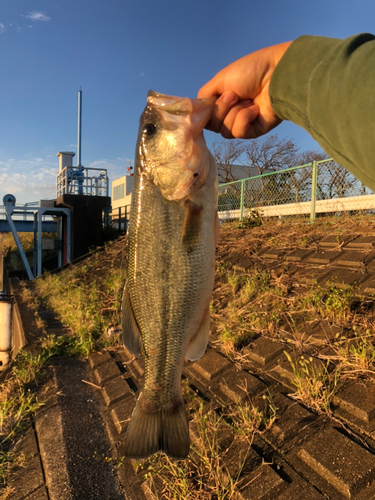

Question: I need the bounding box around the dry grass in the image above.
[138,388,277,500]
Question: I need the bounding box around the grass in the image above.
[3,215,375,496]
[284,352,338,414]
[139,390,277,500]
[0,346,51,488]
[34,246,127,356]
[0,240,128,491]
[213,215,375,418]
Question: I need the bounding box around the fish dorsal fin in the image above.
[185,309,210,361]
[121,282,143,357]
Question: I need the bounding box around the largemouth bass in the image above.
[121,91,218,460]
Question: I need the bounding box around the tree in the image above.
[210,139,245,183]
[294,148,329,166]
[241,134,298,176]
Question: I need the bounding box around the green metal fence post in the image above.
[310,161,317,223]
[239,180,245,227]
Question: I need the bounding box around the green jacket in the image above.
[269,33,375,191]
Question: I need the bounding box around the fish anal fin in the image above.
[122,393,190,460]
[121,282,142,357]
[181,200,203,252]
[185,309,210,361]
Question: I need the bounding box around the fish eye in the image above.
[143,123,156,136]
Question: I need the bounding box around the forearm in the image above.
[269,33,375,191]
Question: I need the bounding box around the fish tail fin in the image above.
[123,394,190,460]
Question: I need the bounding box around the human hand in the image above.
[198,42,292,139]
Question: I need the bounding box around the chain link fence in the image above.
[218,158,375,223]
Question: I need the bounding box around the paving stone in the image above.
[275,481,325,499]
[333,379,375,424]
[261,248,287,260]
[331,250,366,269]
[284,249,314,262]
[88,350,112,369]
[299,269,330,285]
[190,411,235,452]
[102,377,133,406]
[293,426,375,498]
[346,235,375,249]
[94,360,121,386]
[189,349,232,381]
[267,394,316,448]
[26,486,49,500]
[216,370,267,403]
[118,346,135,363]
[111,398,136,435]
[233,258,252,272]
[238,464,285,500]
[13,426,39,457]
[269,353,296,390]
[244,337,285,366]
[304,250,342,265]
[296,321,342,346]
[10,453,45,500]
[361,275,375,295]
[365,253,375,273]
[324,269,366,289]
[319,234,352,248]
[269,352,326,390]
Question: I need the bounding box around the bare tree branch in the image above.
[210,139,245,183]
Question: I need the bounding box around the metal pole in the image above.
[37,210,43,277]
[310,161,318,223]
[239,180,245,224]
[77,90,82,167]
[5,207,33,280]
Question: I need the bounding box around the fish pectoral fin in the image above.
[121,282,143,357]
[185,309,210,361]
[181,199,203,252]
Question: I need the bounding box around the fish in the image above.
[121,90,219,460]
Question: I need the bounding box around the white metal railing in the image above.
[56,166,108,197]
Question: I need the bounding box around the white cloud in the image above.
[0,156,133,204]
[0,157,58,204]
[25,12,51,22]
[140,71,145,77]
[0,23,5,34]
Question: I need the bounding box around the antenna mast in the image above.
[77,89,82,167]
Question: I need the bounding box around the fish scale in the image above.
[121,91,218,459]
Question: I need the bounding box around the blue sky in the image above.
[1,0,375,204]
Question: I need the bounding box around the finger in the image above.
[204,91,239,133]
[197,77,221,99]
[218,102,258,139]
[230,106,261,139]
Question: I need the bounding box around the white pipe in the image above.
[0,294,12,371]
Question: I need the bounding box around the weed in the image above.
[338,329,375,377]
[143,403,250,499]
[284,352,338,414]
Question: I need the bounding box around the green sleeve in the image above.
[269,33,375,191]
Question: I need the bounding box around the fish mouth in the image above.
[143,91,215,200]
[147,90,217,130]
